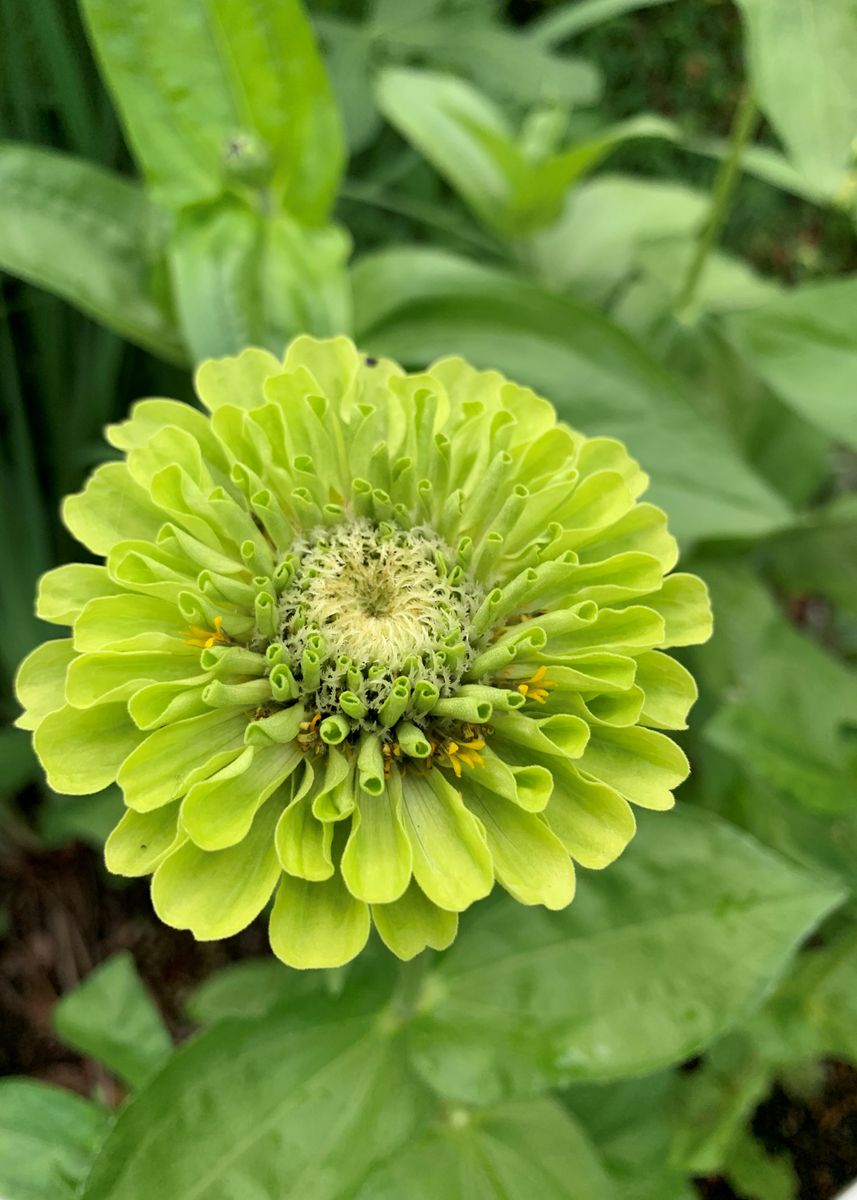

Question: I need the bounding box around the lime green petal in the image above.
[465,785,575,909]
[635,573,713,647]
[402,772,493,912]
[282,334,363,411]
[531,653,637,696]
[105,802,181,876]
[276,764,336,881]
[563,551,664,606]
[635,650,698,730]
[127,680,210,729]
[107,539,197,603]
[372,879,458,961]
[578,502,678,572]
[34,703,142,795]
[151,798,281,939]
[461,749,554,812]
[490,711,590,760]
[65,651,201,707]
[573,686,645,728]
[181,744,302,851]
[341,770,412,904]
[14,638,76,730]
[118,708,247,812]
[73,594,188,653]
[195,347,283,413]
[269,870,370,969]
[577,725,689,811]
[36,564,124,625]
[62,462,164,555]
[575,436,648,499]
[107,398,230,476]
[545,761,636,868]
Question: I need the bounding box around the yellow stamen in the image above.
[184,615,228,649]
[516,666,556,705]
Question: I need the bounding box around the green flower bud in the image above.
[16,336,712,969]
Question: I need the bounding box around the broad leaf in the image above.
[80,0,343,219]
[735,0,857,198]
[53,951,173,1089]
[0,1079,107,1200]
[406,807,842,1103]
[82,969,431,1200]
[375,68,674,238]
[354,1097,614,1200]
[168,198,351,361]
[184,957,340,1025]
[761,495,857,619]
[730,276,857,451]
[532,0,678,44]
[0,143,183,362]
[352,247,792,542]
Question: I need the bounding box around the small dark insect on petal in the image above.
[365,356,378,367]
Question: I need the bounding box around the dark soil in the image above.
[3,838,857,1198]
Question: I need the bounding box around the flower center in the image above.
[277,521,484,723]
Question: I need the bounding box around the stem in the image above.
[674,90,759,319]
[392,951,433,1021]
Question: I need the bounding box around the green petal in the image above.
[545,761,636,868]
[151,798,281,939]
[635,650,698,730]
[372,879,458,961]
[65,650,201,707]
[401,771,493,912]
[181,744,302,851]
[563,551,663,605]
[541,604,665,655]
[127,680,210,729]
[105,802,181,876]
[532,653,637,695]
[464,785,576,909]
[575,436,648,499]
[62,462,164,555]
[14,638,76,730]
[490,712,590,760]
[275,764,335,881]
[578,502,678,572]
[195,347,283,412]
[117,709,247,812]
[34,703,142,795]
[36,564,124,625]
[269,870,370,969]
[462,749,554,812]
[107,398,230,476]
[577,725,689,811]
[73,594,188,653]
[341,769,413,904]
[282,334,363,410]
[634,573,713,647]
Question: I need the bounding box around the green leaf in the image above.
[168,198,351,361]
[184,957,338,1025]
[0,143,183,362]
[531,0,678,44]
[352,247,792,543]
[80,0,343,219]
[354,1097,615,1200]
[375,69,674,237]
[724,1130,798,1200]
[39,786,124,849]
[761,495,857,619]
[53,951,173,1089]
[406,807,842,1103]
[735,0,857,199]
[705,622,857,817]
[0,1079,107,1200]
[81,970,431,1200]
[730,276,857,450]
[562,1074,697,1200]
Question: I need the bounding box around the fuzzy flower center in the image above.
[277,521,484,723]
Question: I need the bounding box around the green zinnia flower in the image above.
[16,336,712,968]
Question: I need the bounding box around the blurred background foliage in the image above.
[2,1,857,1198]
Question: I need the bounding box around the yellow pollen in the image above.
[516,666,555,705]
[443,735,486,776]
[184,615,228,649]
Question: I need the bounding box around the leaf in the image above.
[39,786,124,849]
[80,0,343,219]
[0,1079,107,1200]
[0,143,183,362]
[705,622,857,816]
[525,173,708,300]
[761,495,857,619]
[405,807,842,1103]
[53,951,173,1089]
[734,0,857,198]
[562,1074,697,1200]
[184,957,338,1025]
[81,969,431,1200]
[168,198,351,361]
[724,1130,797,1200]
[531,0,678,45]
[375,69,674,238]
[729,276,857,450]
[352,247,792,543]
[353,1097,615,1200]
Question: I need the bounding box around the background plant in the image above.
[2,1,857,1197]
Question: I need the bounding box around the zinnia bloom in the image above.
[16,337,712,967]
